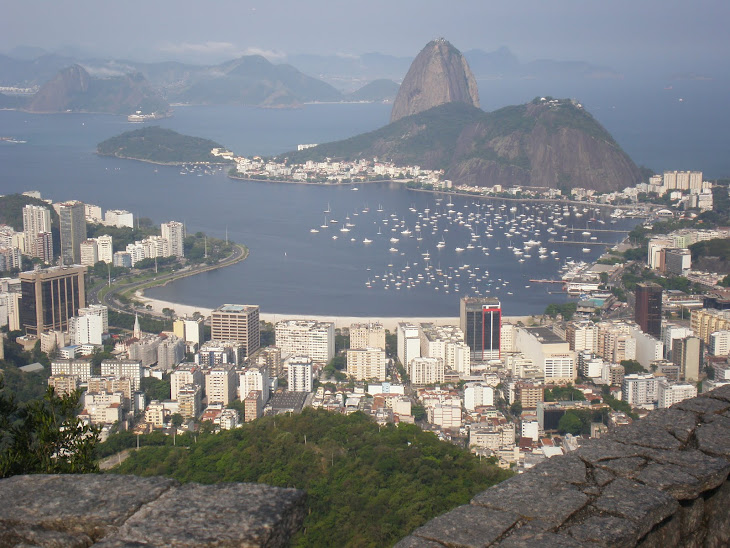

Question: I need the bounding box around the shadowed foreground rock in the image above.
[396,384,730,547]
[0,475,305,547]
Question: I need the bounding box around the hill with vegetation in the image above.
[26,64,168,115]
[283,98,643,192]
[97,126,231,164]
[163,55,343,107]
[345,79,399,102]
[108,409,511,547]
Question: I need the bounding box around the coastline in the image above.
[96,151,234,167]
[135,292,533,331]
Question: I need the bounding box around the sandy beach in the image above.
[136,291,533,331]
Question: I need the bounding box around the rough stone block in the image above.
[0,474,176,542]
[495,522,590,547]
[596,456,646,477]
[592,478,678,539]
[704,479,730,546]
[393,535,446,547]
[529,454,587,485]
[472,475,589,528]
[678,497,705,537]
[675,397,730,416]
[103,482,306,547]
[637,448,730,494]
[609,420,682,450]
[633,462,703,499]
[574,439,643,465]
[638,514,681,548]
[407,505,519,548]
[590,468,615,487]
[702,384,730,403]
[565,515,639,547]
[641,407,699,443]
[695,414,730,460]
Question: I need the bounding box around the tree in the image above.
[558,412,582,435]
[170,413,184,427]
[620,360,646,375]
[0,380,100,478]
[510,400,523,417]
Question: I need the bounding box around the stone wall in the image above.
[396,384,730,547]
[0,474,305,547]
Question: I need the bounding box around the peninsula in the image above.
[97,126,234,165]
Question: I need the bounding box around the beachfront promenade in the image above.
[136,293,532,331]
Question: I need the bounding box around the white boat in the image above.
[363,238,373,244]
[582,248,591,253]
[310,228,319,233]
[455,247,465,252]
[389,247,398,252]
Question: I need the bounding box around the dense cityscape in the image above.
[2,3,730,542]
[1,160,728,475]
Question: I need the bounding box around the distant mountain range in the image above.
[0,46,624,114]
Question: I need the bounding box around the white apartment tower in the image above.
[275,320,334,363]
[346,348,387,381]
[22,204,52,259]
[96,235,113,264]
[288,357,313,392]
[397,322,421,373]
[161,221,185,258]
[350,322,386,350]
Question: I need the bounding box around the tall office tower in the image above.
[460,296,501,361]
[58,201,86,265]
[20,265,87,336]
[22,204,52,259]
[161,221,185,258]
[635,283,663,338]
[210,304,260,358]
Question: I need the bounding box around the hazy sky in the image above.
[3,0,728,69]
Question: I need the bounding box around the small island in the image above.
[97,126,234,165]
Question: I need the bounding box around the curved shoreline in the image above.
[96,151,234,167]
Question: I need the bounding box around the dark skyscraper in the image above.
[59,200,86,265]
[460,296,501,361]
[20,265,87,336]
[635,282,662,338]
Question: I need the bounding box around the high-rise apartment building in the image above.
[275,319,334,363]
[635,283,662,339]
[161,221,185,258]
[397,322,421,372]
[460,297,501,361]
[205,363,237,405]
[210,304,260,358]
[346,348,387,381]
[350,322,386,350]
[287,357,313,392]
[672,336,702,382]
[79,239,98,266]
[20,265,86,336]
[96,235,113,264]
[22,204,52,260]
[58,201,86,265]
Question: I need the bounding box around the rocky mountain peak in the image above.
[390,39,479,123]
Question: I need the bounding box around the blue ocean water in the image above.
[0,79,725,316]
